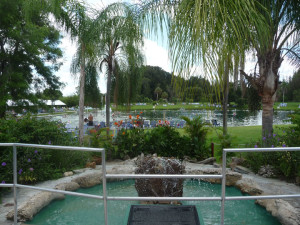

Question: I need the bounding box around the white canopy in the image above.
[7,99,66,106]
[44,100,66,106]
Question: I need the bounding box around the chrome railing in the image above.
[0,143,300,225]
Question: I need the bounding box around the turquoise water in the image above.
[28,180,281,225]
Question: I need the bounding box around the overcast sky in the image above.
[57,0,297,96]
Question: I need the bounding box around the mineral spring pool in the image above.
[27,179,281,225]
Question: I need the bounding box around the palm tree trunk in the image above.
[259,52,280,140]
[240,53,246,98]
[223,56,230,136]
[78,43,86,145]
[233,56,239,91]
[106,63,112,136]
[262,94,275,138]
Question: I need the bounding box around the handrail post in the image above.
[102,150,108,225]
[220,149,227,225]
[13,145,17,225]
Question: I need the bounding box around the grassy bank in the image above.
[113,102,300,112]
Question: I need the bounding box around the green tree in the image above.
[140,0,299,139]
[239,0,300,137]
[70,4,96,144]
[154,87,163,100]
[60,95,79,107]
[161,91,168,100]
[84,65,102,108]
[0,0,63,117]
[94,3,144,135]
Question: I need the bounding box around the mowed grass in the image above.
[178,124,292,148]
[113,102,300,111]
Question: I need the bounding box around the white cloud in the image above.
[143,39,171,72]
[56,0,297,96]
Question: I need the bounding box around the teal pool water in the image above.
[27,180,281,225]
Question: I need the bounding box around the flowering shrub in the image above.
[0,115,89,188]
[244,113,300,179]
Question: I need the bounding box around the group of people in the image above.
[84,114,94,126]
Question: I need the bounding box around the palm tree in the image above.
[70,5,96,145]
[139,0,299,138]
[154,87,163,100]
[93,3,144,135]
[240,0,300,137]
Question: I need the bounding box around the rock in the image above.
[256,199,300,225]
[6,192,65,222]
[55,182,80,191]
[231,157,245,165]
[186,168,242,186]
[92,156,102,165]
[234,166,252,174]
[258,165,276,178]
[63,171,74,177]
[73,168,91,174]
[235,178,263,195]
[213,163,221,168]
[123,155,130,160]
[86,162,96,169]
[198,157,216,165]
[135,156,185,201]
[71,172,102,188]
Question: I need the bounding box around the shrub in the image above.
[0,115,89,187]
[115,126,190,159]
[143,126,190,158]
[115,128,146,159]
[181,116,209,160]
[244,113,300,179]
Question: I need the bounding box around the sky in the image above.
[57,0,297,96]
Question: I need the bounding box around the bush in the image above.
[244,113,300,179]
[181,116,210,160]
[143,126,190,158]
[115,126,190,159]
[0,115,89,187]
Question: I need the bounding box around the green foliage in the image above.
[0,0,63,118]
[60,95,79,107]
[143,126,190,158]
[84,65,103,108]
[181,116,209,160]
[244,113,300,179]
[115,126,190,159]
[0,115,89,187]
[115,129,146,159]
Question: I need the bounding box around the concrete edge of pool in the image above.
[1,159,299,225]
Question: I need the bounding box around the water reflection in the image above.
[48,109,292,128]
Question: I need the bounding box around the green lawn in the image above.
[113,102,300,111]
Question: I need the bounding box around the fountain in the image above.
[135,154,185,204]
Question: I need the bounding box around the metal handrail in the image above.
[0,143,106,225]
[1,143,299,225]
[221,146,300,225]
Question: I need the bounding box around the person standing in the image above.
[88,114,93,126]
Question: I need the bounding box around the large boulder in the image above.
[6,192,65,222]
[135,155,185,203]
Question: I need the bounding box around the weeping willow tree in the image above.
[93,3,144,135]
[84,65,102,108]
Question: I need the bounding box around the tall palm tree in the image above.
[139,0,299,138]
[93,3,144,135]
[239,0,300,137]
[70,5,97,145]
